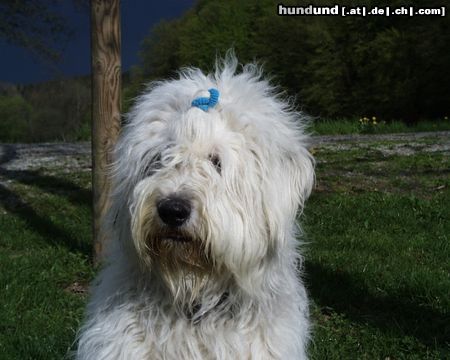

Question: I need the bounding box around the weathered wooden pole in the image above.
[91,0,121,263]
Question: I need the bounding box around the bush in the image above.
[0,96,32,142]
[136,0,450,123]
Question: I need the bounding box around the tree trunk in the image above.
[91,0,121,264]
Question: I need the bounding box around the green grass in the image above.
[0,139,448,359]
[312,118,450,135]
[304,193,449,359]
[304,144,449,359]
[0,170,94,359]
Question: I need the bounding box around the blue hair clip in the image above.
[191,88,220,112]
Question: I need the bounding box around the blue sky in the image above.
[0,0,195,84]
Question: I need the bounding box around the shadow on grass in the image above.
[4,169,91,208]
[305,261,449,350]
[0,183,91,256]
[0,143,16,164]
[0,144,91,256]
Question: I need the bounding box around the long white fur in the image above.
[76,54,315,360]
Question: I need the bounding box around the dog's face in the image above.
[110,64,314,302]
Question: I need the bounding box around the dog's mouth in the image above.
[147,230,210,273]
[157,231,193,244]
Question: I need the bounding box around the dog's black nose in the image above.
[157,197,191,227]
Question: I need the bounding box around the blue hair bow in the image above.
[191,88,220,112]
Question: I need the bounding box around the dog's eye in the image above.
[143,153,162,177]
[209,154,221,174]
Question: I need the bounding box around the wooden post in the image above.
[91,0,121,263]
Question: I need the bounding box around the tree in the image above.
[0,0,89,61]
[91,0,121,263]
[137,0,450,122]
[0,95,32,142]
[1,1,65,61]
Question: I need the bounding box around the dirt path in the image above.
[0,131,449,173]
[0,142,91,173]
[311,130,449,145]
[310,131,450,156]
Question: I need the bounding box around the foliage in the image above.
[139,19,184,81]
[359,116,381,134]
[311,117,450,135]
[0,95,32,142]
[135,0,450,123]
[24,78,91,142]
[0,78,91,143]
[2,0,449,142]
[0,0,89,61]
[1,0,68,61]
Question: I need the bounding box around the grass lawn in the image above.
[0,169,94,359]
[304,143,449,359]
[0,137,448,359]
[311,118,450,135]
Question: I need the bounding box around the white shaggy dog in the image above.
[76,55,314,360]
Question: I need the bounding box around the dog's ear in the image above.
[269,144,314,221]
[260,141,314,248]
[284,146,315,212]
